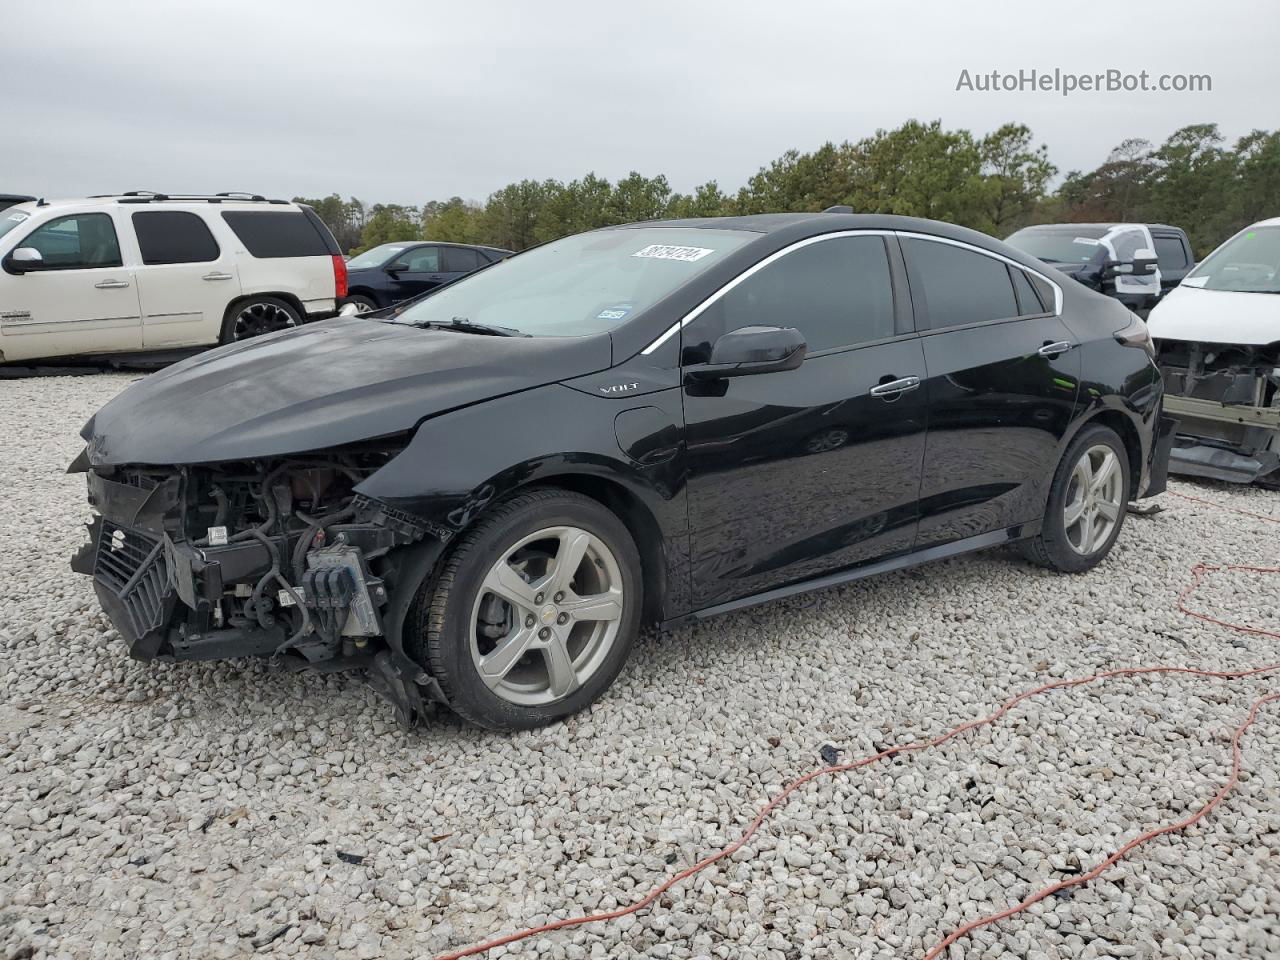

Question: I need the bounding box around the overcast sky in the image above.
[6,0,1276,206]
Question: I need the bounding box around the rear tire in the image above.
[220,296,302,344]
[407,489,642,730]
[1020,424,1130,573]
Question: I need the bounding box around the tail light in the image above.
[1114,314,1155,359]
[332,255,348,300]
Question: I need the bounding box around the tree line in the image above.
[297,120,1280,260]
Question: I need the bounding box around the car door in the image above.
[681,232,928,608]
[900,235,1080,548]
[0,210,141,362]
[387,245,446,301]
[129,209,242,348]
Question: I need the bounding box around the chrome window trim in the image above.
[640,228,1063,355]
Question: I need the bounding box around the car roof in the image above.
[1014,221,1185,233]
[609,211,1031,255]
[15,195,300,213]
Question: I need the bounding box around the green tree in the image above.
[605,172,672,224]
[293,193,367,252]
[665,181,731,219]
[423,197,483,244]
[353,203,421,253]
[979,123,1056,235]
[1147,124,1238,252]
[478,180,547,251]
[1230,129,1280,228]
[844,120,985,226]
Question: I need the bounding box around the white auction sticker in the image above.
[632,244,714,262]
[1072,237,1101,246]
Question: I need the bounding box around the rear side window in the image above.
[1153,235,1189,269]
[1010,266,1045,315]
[20,213,122,270]
[903,238,1018,328]
[443,247,481,272]
[132,211,219,265]
[221,211,333,258]
[689,235,895,357]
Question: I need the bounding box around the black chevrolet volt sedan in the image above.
[71,212,1175,730]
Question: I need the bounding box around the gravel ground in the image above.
[1,372,1278,960]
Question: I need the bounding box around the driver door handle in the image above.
[868,375,921,398]
[94,279,130,289]
[1037,340,1073,358]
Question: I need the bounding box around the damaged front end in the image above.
[69,445,444,723]
[1155,339,1280,485]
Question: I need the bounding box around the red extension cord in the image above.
[435,491,1279,960]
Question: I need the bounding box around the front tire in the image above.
[408,489,642,730]
[1020,424,1130,573]
[340,294,378,314]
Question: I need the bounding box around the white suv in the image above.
[0,192,347,364]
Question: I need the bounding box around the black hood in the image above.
[84,316,613,465]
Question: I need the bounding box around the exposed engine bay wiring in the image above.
[434,493,1279,960]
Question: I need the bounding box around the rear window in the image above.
[221,210,333,258]
[132,211,219,265]
[1153,235,1189,269]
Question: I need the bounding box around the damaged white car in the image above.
[1148,217,1280,485]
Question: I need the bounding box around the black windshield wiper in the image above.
[416,318,526,337]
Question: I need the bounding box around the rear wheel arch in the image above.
[219,292,307,343]
[1075,408,1144,499]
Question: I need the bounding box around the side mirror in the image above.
[685,325,807,381]
[3,246,44,275]
[385,262,407,274]
[1130,249,1158,277]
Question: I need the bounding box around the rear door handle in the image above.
[868,375,921,398]
[203,271,234,281]
[1037,340,1073,358]
[94,279,130,289]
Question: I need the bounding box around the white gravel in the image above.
[1,372,1278,960]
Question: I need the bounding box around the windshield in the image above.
[1182,225,1280,293]
[388,227,755,337]
[346,242,413,269]
[1005,226,1108,264]
[0,207,32,243]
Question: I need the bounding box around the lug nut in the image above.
[538,627,551,640]
[557,613,569,625]
[554,591,564,602]
[535,593,544,604]
[525,615,535,628]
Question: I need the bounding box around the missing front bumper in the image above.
[1161,395,1280,484]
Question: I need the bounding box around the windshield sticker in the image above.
[596,305,632,321]
[632,244,714,262]
[1072,237,1101,246]
[5,212,28,223]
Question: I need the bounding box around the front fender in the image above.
[356,383,689,610]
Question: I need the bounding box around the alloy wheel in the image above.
[1063,444,1124,555]
[470,525,624,706]
[233,301,297,340]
